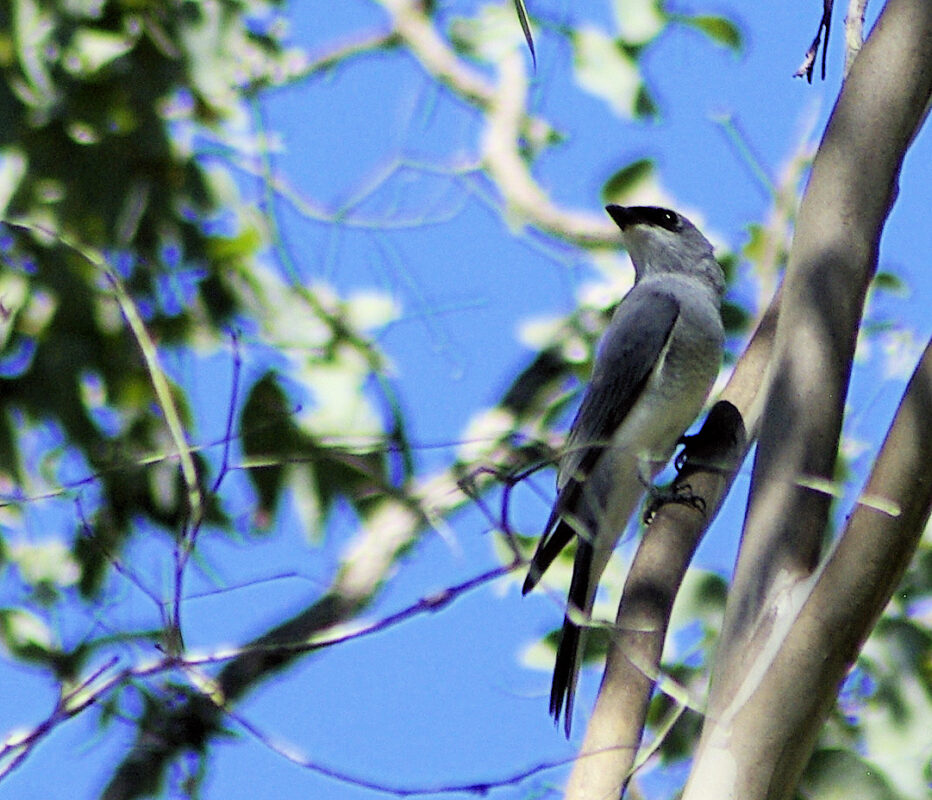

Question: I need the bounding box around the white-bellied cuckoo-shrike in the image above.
[523,205,725,735]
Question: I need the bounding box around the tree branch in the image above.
[685,335,932,799]
[99,473,467,799]
[716,0,932,685]
[380,0,618,247]
[844,0,868,74]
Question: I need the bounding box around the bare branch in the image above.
[686,335,932,799]
[380,0,618,247]
[844,0,869,74]
[104,267,203,536]
[2,552,525,791]
[482,54,618,246]
[210,329,242,495]
[229,706,580,797]
[97,461,498,799]
[823,339,932,635]
[304,30,401,76]
[718,0,932,678]
[794,0,835,82]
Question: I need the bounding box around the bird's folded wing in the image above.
[523,288,680,591]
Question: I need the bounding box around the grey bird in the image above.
[522,205,725,735]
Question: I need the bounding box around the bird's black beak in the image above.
[605,204,635,230]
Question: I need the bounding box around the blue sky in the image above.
[3,1,931,798]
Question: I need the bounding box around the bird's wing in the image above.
[522,288,681,593]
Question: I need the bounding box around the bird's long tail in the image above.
[550,534,594,737]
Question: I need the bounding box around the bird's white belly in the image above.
[595,350,716,538]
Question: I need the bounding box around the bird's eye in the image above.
[659,210,678,229]
[640,207,679,230]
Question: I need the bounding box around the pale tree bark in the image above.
[684,0,932,798]
[683,340,932,799]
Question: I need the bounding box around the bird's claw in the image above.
[642,482,707,524]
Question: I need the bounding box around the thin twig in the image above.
[844,0,868,75]
[104,267,203,533]
[794,0,835,82]
[211,328,242,494]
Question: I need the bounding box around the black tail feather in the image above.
[523,474,590,595]
[549,537,593,736]
[522,516,574,595]
[550,617,580,737]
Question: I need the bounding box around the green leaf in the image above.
[681,15,742,52]
[205,228,263,265]
[634,84,658,119]
[716,252,739,283]
[721,300,751,334]
[11,539,79,599]
[873,271,906,293]
[612,0,667,45]
[602,158,655,203]
[64,27,137,76]
[240,371,299,525]
[0,607,52,662]
[645,664,704,762]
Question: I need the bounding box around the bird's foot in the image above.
[642,482,706,525]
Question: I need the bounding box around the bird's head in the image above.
[605,204,724,294]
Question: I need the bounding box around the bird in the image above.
[522,204,725,735]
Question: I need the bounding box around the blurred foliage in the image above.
[0,0,412,597]
[0,0,291,587]
[0,1,928,799]
[0,0,414,731]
